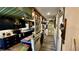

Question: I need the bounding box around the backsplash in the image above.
[0,30,14,38]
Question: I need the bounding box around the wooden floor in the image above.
[0,43,30,51]
[40,35,56,51]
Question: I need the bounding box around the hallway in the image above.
[0,7,63,51]
[40,35,55,51]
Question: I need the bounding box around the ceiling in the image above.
[36,7,60,20]
[0,7,32,19]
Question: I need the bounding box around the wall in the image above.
[55,9,64,51]
[57,15,63,51]
[0,18,15,30]
[62,8,79,51]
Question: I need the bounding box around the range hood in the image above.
[0,7,32,19]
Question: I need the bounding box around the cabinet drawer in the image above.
[6,40,10,44]
[6,44,10,48]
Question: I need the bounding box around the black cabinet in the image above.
[0,29,33,50]
[0,36,15,49]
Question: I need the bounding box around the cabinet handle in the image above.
[7,41,9,43]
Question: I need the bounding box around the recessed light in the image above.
[49,18,51,20]
[47,12,50,15]
[22,17,25,20]
[32,12,35,16]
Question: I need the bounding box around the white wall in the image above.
[57,15,63,51]
[62,8,79,51]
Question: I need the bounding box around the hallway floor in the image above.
[40,35,56,51]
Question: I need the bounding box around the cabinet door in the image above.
[0,39,5,49]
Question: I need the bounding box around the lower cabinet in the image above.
[0,39,5,49]
[0,30,33,50]
[0,36,16,49]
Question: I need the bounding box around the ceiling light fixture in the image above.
[47,12,50,15]
[32,12,35,16]
[48,18,52,20]
[22,16,25,20]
